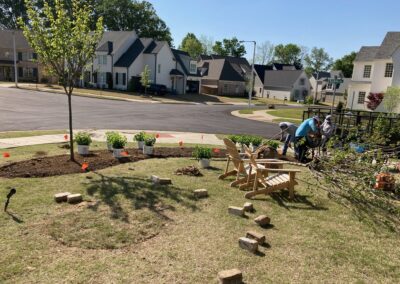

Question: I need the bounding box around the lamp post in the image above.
[239,40,256,108]
[12,30,18,87]
[313,71,320,105]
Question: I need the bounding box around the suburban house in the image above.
[346,32,400,112]
[197,55,263,96]
[255,67,310,101]
[0,30,53,83]
[309,71,349,103]
[83,31,199,94]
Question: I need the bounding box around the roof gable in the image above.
[114,38,145,67]
[264,70,304,89]
[375,32,400,59]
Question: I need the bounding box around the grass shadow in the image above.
[6,211,24,223]
[256,191,329,211]
[86,173,198,223]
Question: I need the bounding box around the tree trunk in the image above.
[67,92,74,161]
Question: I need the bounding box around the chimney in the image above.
[107,41,113,55]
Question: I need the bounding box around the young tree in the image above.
[212,37,246,57]
[96,0,172,45]
[179,33,204,58]
[20,0,103,161]
[140,65,151,96]
[332,52,357,78]
[304,47,333,75]
[255,41,274,65]
[274,43,302,66]
[384,86,400,114]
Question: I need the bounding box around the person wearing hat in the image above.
[294,116,321,162]
[279,122,298,156]
[321,115,334,154]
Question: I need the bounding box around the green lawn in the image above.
[0,130,67,139]
[0,143,399,283]
[266,108,306,121]
[238,108,255,114]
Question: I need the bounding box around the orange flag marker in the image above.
[3,152,10,158]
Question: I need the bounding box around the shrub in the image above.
[192,146,212,160]
[305,96,314,105]
[263,139,280,150]
[228,135,239,144]
[250,135,263,147]
[74,132,92,146]
[236,135,252,146]
[144,134,156,146]
[111,133,127,149]
[134,131,146,142]
[336,101,344,113]
[105,131,118,145]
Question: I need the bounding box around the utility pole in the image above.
[313,71,319,105]
[330,83,337,114]
[12,30,18,87]
[240,40,256,108]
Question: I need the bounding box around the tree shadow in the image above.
[85,173,198,223]
[253,191,328,211]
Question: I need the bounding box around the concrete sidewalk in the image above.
[231,110,303,124]
[0,129,224,149]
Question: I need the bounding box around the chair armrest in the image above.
[257,168,302,173]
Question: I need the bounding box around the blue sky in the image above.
[150,0,400,60]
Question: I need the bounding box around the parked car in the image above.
[143,84,167,96]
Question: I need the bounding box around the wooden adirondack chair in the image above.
[243,148,301,200]
[218,138,284,188]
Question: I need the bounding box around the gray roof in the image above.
[264,70,304,89]
[114,38,144,67]
[0,30,31,49]
[375,32,400,59]
[96,31,136,54]
[143,41,166,54]
[199,56,251,82]
[172,49,189,75]
[354,46,380,62]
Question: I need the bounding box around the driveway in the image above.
[0,87,281,137]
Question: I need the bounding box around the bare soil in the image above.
[0,147,227,178]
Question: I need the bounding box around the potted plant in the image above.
[237,135,252,153]
[143,134,156,155]
[250,135,263,151]
[105,131,118,151]
[134,131,146,150]
[193,146,212,168]
[111,133,127,158]
[74,131,92,155]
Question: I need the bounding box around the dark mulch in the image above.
[0,147,227,179]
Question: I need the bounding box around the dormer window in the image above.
[363,65,371,78]
[384,63,393,78]
[190,62,197,74]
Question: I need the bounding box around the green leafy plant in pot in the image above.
[74,131,92,155]
[134,131,146,150]
[143,134,156,155]
[250,135,263,151]
[193,145,212,168]
[111,133,127,158]
[105,131,118,151]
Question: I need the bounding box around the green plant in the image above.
[228,135,239,144]
[111,133,127,149]
[74,132,92,146]
[236,135,252,146]
[105,131,118,145]
[134,131,146,142]
[144,134,156,146]
[250,135,263,147]
[305,96,314,105]
[192,146,212,160]
[263,139,280,150]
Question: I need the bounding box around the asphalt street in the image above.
[0,86,281,137]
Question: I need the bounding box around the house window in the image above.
[97,55,107,65]
[358,91,366,104]
[235,85,239,94]
[23,67,35,77]
[158,64,161,74]
[384,63,393,77]
[327,83,333,89]
[98,72,106,84]
[223,84,228,93]
[299,78,305,86]
[190,63,197,74]
[363,65,371,78]
[118,73,124,85]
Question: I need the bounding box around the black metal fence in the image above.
[302,107,400,135]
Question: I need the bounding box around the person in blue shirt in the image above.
[294,116,320,162]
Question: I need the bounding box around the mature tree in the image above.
[20,0,103,161]
[332,51,357,78]
[366,92,384,110]
[199,34,213,55]
[179,33,204,58]
[212,37,246,57]
[140,65,151,95]
[384,86,400,114]
[274,43,302,68]
[0,0,28,29]
[255,41,274,65]
[96,0,172,45]
[304,47,333,75]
